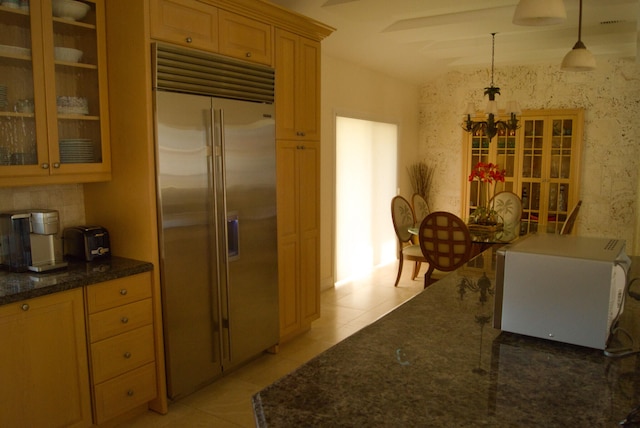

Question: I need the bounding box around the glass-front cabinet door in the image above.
[0,1,41,171]
[0,0,110,185]
[465,119,518,221]
[519,113,580,235]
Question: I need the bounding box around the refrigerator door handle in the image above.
[209,106,227,362]
[217,107,233,363]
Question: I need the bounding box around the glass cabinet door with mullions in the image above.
[519,114,580,235]
[0,0,110,184]
[466,122,517,221]
[0,1,40,170]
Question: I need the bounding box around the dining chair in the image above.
[418,211,472,288]
[490,191,522,240]
[560,200,582,235]
[391,195,427,287]
[411,193,430,224]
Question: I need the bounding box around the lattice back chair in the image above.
[391,195,426,287]
[418,211,472,288]
[490,191,522,240]
[560,200,582,235]
[411,193,430,224]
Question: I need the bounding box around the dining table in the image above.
[408,224,520,256]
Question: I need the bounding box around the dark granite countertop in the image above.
[253,250,640,427]
[0,256,153,306]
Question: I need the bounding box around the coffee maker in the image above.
[28,209,68,272]
[0,212,32,272]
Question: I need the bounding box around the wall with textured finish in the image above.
[419,59,640,255]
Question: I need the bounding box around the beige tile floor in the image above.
[116,261,424,427]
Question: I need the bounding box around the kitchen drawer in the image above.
[86,272,152,313]
[91,325,155,384]
[93,362,157,424]
[89,298,153,343]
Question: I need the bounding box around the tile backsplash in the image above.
[0,184,85,231]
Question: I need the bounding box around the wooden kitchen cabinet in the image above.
[0,0,111,186]
[149,0,219,52]
[462,108,583,235]
[275,28,321,141]
[277,140,320,341]
[218,9,272,65]
[0,288,92,428]
[85,271,157,425]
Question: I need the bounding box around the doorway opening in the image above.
[335,116,398,285]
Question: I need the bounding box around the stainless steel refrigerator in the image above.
[154,89,279,400]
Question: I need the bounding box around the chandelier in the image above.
[462,33,520,141]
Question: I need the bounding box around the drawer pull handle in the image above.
[120,289,127,296]
[246,51,252,58]
[127,389,134,397]
[185,36,192,43]
[124,352,132,359]
[21,303,29,311]
[121,317,129,324]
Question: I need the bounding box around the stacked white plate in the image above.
[59,139,95,163]
[0,85,6,111]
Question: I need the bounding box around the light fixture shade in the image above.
[561,42,596,71]
[485,100,498,116]
[513,0,566,26]
[506,100,522,115]
[464,102,476,116]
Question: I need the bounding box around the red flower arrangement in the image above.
[468,162,506,185]
[468,162,506,225]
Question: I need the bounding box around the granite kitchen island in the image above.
[253,249,640,427]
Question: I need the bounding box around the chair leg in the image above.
[411,261,421,280]
[424,266,435,289]
[394,255,404,287]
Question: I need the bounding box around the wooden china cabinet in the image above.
[0,0,110,187]
[462,108,584,235]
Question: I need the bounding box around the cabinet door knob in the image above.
[124,352,131,359]
[120,289,127,295]
[53,162,60,169]
[21,303,29,311]
[41,163,49,169]
[245,52,252,58]
[121,317,129,324]
[185,36,192,43]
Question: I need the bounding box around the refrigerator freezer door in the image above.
[155,91,223,399]
[213,97,279,369]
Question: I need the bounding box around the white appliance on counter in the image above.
[494,233,631,350]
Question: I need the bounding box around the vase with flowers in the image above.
[468,162,506,227]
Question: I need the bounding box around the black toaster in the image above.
[63,226,111,261]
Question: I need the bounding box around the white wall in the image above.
[320,54,420,290]
[419,59,640,255]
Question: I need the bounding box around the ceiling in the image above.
[267,0,639,84]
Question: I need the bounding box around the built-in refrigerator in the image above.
[153,45,279,399]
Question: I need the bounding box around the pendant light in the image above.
[462,33,520,142]
[513,0,566,26]
[561,0,596,71]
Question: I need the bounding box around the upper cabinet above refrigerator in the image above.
[0,0,111,187]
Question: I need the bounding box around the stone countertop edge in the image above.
[0,256,154,306]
